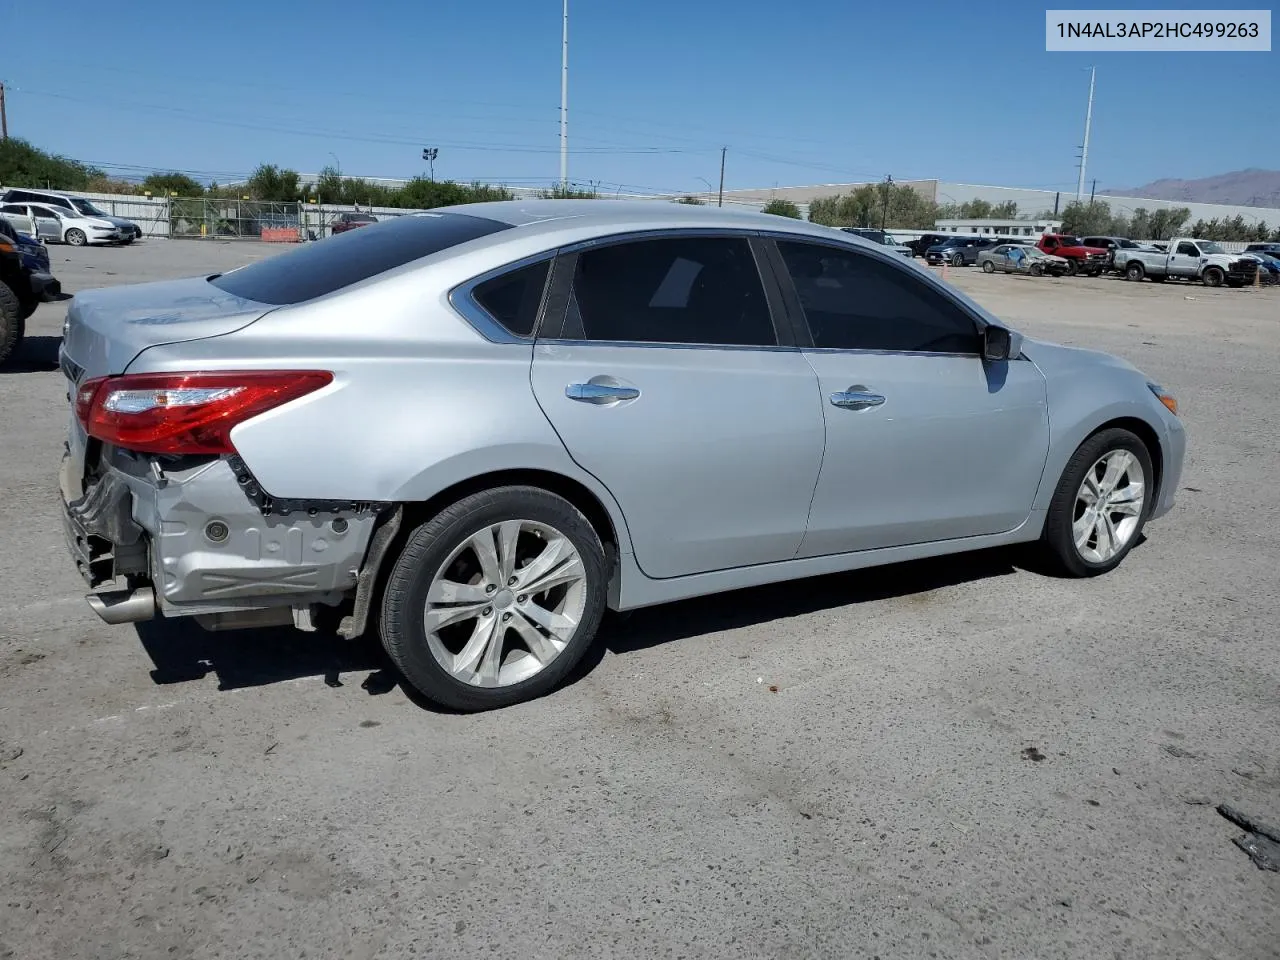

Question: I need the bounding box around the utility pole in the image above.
[422,147,438,182]
[1075,66,1096,202]
[717,146,726,207]
[881,173,893,231]
[559,0,569,190]
[1089,178,1097,205]
[0,82,7,140]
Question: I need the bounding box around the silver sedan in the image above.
[60,201,1186,710]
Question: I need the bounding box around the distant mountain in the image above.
[1103,169,1280,208]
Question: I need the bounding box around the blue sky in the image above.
[1,1,1275,193]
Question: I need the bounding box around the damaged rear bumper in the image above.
[62,448,380,625]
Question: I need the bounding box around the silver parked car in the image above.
[976,244,1070,277]
[60,201,1185,710]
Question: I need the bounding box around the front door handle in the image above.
[829,386,885,411]
[566,382,640,404]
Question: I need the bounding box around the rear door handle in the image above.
[829,386,885,411]
[566,382,640,404]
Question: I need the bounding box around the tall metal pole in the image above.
[1075,66,1095,202]
[559,0,569,189]
[717,147,726,207]
[0,82,8,140]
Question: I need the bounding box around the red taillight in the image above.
[76,370,333,454]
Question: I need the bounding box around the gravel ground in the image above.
[2,241,1277,960]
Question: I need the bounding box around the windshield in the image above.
[1198,241,1226,255]
[70,198,108,217]
[1117,238,1139,248]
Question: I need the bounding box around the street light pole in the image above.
[881,174,893,231]
[717,147,726,208]
[422,147,439,182]
[560,0,569,189]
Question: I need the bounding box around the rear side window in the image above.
[563,236,776,347]
[471,260,550,337]
[777,240,979,354]
[210,212,511,305]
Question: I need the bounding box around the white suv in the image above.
[0,202,124,246]
[0,188,141,242]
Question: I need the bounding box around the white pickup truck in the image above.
[1113,238,1259,287]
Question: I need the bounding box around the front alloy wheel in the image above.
[1071,450,1145,564]
[1041,428,1154,576]
[381,486,607,710]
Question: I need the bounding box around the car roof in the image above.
[409,199,899,259]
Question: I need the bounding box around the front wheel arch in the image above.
[1056,416,1165,519]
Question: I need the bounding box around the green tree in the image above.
[0,138,101,189]
[990,200,1018,219]
[762,198,801,218]
[1148,207,1190,240]
[960,199,993,219]
[1061,200,1117,236]
[1128,208,1152,240]
[245,164,302,201]
[141,172,204,196]
[675,196,705,205]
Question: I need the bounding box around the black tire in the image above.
[380,486,609,711]
[1065,259,1079,277]
[65,229,87,247]
[0,280,23,366]
[1125,261,1145,282]
[1040,428,1154,578]
[1202,267,1224,287]
[981,260,995,273]
[1029,263,1043,277]
[950,253,964,267]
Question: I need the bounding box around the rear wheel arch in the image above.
[399,468,626,576]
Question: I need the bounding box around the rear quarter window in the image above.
[209,212,512,305]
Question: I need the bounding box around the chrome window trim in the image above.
[535,338,801,354]
[448,251,556,344]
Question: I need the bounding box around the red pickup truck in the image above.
[1036,234,1109,276]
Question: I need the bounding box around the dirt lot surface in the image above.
[2,241,1277,960]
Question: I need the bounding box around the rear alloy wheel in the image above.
[982,260,996,273]
[950,253,964,267]
[1041,428,1152,577]
[381,486,608,711]
[65,229,88,246]
[1125,262,1145,282]
[1202,266,1224,287]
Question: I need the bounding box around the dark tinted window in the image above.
[777,241,979,354]
[471,260,550,337]
[29,206,59,218]
[210,212,511,305]
[1176,242,1198,256]
[564,236,776,346]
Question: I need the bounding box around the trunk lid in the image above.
[61,275,272,379]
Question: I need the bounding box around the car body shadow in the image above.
[1,335,60,373]
[134,547,1021,707]
[135,618,393,692]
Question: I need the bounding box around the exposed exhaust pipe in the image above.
[86,585,156,625]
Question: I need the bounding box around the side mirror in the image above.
[982,325,1014,362]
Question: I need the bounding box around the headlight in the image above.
[1148,382,1178,416]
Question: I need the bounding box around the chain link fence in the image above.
[168,199,304,240]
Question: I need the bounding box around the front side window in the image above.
[30,206,60,219]
[470,260,550,338]
[1176,242,1199,256]
[777,241,979,354]
[562,236,776,347]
